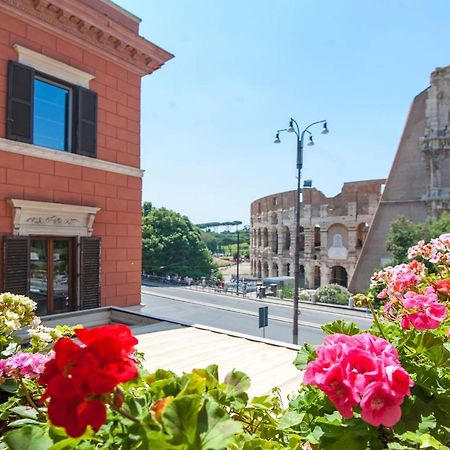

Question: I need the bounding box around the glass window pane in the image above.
[52,240,71,313]
[33,79,69,151]
[30,239,48,316]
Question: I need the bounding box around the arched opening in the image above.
[271,212,278,225]
[272,262,279,277]
[356,222,369,248]
[263,261,269,278]
[257,229,261,247]
[262,228,269,247]
[283,226,291,251]
[257,261,262,278]
[271,229,278,253]
[314,266,321,289]
[252,229,257,248]
[299,265,305,288]
[299,226,305,251]
[330,266,348,287]
[314,225,321,248]
[284,263,291,276]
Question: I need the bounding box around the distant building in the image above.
[350,66,450,293]
[0,0,173,314]
[250,180,385,289]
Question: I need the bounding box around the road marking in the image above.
[141,288,323,329]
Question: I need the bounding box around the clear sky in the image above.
[115,0,450,226]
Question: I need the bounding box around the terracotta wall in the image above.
[0,8,143,307]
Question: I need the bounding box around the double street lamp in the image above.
[274,118,329,345]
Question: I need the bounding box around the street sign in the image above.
[259,306,268,328]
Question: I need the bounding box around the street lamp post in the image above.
[274,118,329,345]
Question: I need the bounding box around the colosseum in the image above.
[250,179,385,289]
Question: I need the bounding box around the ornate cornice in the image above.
[0,0,174,75]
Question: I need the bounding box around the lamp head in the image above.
[307,135,314,146]
[287,120,295,133]
[274,133,281,144]
[321,122,329,134]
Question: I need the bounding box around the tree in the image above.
[385,213,450,264]
[142,206,217,278]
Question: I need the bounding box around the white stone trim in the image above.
[8,199,100,237]
[13,44,95,88]
[0,138,143,178]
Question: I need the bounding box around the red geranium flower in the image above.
[39,324,138,437]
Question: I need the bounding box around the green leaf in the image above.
[162,395,203,448]
[0,378,19,393]
[4,425,53,450]
[321,320,361,336]
[8,418,41,427]
[224,370,251,395]
[293,344,317,371]
[10,405,38,420]
[198,399,242,449]
[277,411,305,430]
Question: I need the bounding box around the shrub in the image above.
[298,290,311,302]
[315,283,350,305]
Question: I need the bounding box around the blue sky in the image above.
[116,0,450,225]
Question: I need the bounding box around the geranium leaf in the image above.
[10,406,38,420]
[198,399,242,449]
[321,320,361,336]
[293,344,316,371]
[4,425,53,450]
[224,370,251,395]
[162,395,203,448]
[277,411,305,430]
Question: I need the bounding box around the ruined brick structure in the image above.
[350,66,450,293]
[250,179,385,288]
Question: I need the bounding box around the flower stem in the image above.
[107,400,140,424]
[19,379,41,414]
[369,302,387,340]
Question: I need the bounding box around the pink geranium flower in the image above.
[2,352,53,380]
[401,290,447,330]
[303,333,413,427]
[360,381,403,427]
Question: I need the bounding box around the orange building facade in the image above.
[0,0,172,314]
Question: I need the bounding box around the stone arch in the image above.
[299,265,306,288]
[262,228,269,247]
[356,222,369,248]
[327,223,349,260]
[283,263,291,276]
[257,228,261,247]
[257,260,262,278]
[252,229,257,248]
[299,226,305,251]
[263,261,269,278]
[314,225,321,247]
[271,228,278,253]
[330,265,348,287]
[272,262,279,277]
[283,226,291,250]
[271,212,278,225]
[314,266,321,289]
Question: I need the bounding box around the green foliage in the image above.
[315,284,350,305]
[385,216,427,265]
[281,285,293,300]
[200,229,250,258]
[142,206,217,278]
[385,213,450,265]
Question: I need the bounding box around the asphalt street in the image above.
[140,284,373,345]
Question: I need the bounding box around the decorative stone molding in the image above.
[8,199,100,237]
[0,138,144,178]
[0,0,173,75]
[14,45,95,88]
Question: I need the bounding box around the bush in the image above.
[280,285,293,299]
[315,283,350,305]
[298,290,311,302]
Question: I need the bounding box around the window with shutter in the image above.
[7,61,34,143]
[80,236,101,310]
[3,236,29,295]
[73,87,97,158]
[6,60,97,157]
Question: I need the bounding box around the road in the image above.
[140,284,373,345]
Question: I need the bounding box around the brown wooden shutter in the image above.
[6,61,34,143]
[73,87,97,158]
[3,236,29,295]
[80,236,101,309]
